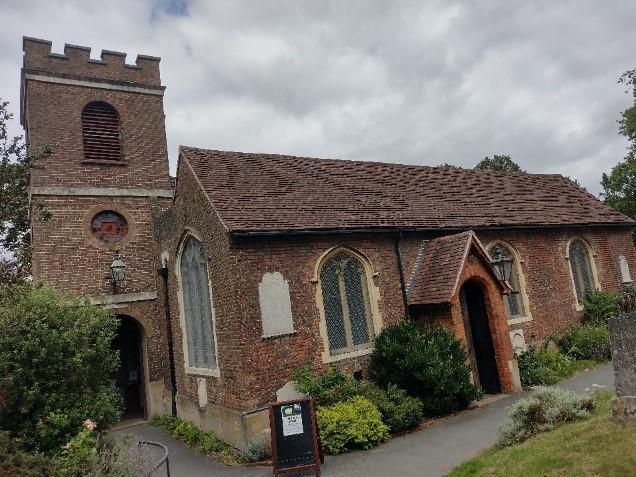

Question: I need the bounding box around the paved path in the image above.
[117,364,614,477]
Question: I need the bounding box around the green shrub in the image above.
[559,324,611,361]
[582,289,621,325]
[516,346,549,386]
[242,434,272,463]
[0,431,53,477]
[290,365,359,406]
[370,321,481,415]
[148,415,243,465]
[497,387,595,446]
[315,396,389,454]
[0,284,121,453]
[356,382,424,432]
[54,422,156,477]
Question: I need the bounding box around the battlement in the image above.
[23,37,162,87]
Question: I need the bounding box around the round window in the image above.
[91,211,129,243]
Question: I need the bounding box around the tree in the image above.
[0,99,53,277]
[601,69,636,218]
[0,284,121,452]
[474,154,525,172]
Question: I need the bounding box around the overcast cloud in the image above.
[1,0,635,195]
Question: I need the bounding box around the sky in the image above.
[1,0,635,196]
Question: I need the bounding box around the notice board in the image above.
[269,397,322,476]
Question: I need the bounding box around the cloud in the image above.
[1,0,635,195]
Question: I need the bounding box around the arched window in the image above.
[81,101,121,161]
[319,250,374,355]
[179,235,217,370]
[488,243,528,320]
[568,239,596,304]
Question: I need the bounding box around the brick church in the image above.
[20,37,636,448]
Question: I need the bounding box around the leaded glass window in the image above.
[180,236,217,369]
[489,244,526,319]
[320,251,373,354]
[569,239,595,304]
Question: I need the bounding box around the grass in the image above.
[445,391,636,477]
[148,415,245,465]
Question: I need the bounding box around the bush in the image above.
[516,346,549,386]
[497,387,595,446]
[371,321,481,415]
[54,421,156,477]
[0,284,121,452]
[582,289,621,325]
[356,382,424,432]
[315,396,388,454]
[148,415,243,465]
[559,324,611,361]
[0,432,53,477]
[291,365,358,407]
[242,434,272,463]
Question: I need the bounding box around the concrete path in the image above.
[117,363,615,477]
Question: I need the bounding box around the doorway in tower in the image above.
[111,315,146,420]
[460,280,501,394]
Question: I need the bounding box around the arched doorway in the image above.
[460,281,501,394]
[111,315,146,420]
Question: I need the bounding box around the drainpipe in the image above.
[395,230,411,320]
[158,266,178,417]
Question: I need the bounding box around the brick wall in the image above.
[22,37,173,419]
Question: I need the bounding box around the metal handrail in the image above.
[138,440,170,477]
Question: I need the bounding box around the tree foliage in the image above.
[0,99,53,276]
[474,154,525,172]
[370,320,481,416]
[0,284,121,453]
[601,69,636,218]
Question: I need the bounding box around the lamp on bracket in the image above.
[490,245,515,293]
[110,250,126,294]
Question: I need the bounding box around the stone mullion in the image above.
[337,269,354,350]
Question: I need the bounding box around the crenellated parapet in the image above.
[22,37,162,87]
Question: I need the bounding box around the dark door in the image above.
[111,316,145,419]
[461,281,501,394]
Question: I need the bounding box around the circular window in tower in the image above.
[91,211,129,243]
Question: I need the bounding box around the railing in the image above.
[139,440,170,477]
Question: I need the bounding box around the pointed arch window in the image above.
[319,250,374,355]
[179,236,217,370]
[82,101,122,161]
[488,243,528,320]
[568,239,597,304]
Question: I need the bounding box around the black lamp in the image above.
[490,245,514,288]
[110,250,126,294]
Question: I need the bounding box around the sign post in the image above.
[269,397,321,476]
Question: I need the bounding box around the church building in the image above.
[20,37,636,448]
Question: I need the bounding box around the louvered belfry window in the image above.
[320,251,374,355]
[81,101,122,161]
[180,236,217,370]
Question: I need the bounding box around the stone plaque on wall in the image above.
[259,272,295,337]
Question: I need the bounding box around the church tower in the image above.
[20,37,174,419]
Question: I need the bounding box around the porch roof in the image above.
[408,231,507,306]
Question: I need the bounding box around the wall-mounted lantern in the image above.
[490,245,514,291]
[110,250,126,294]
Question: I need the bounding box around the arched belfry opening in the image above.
[111,315,146,420]
[460,280,501,394]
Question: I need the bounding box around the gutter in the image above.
[228,222,636,238]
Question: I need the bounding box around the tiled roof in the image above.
[180,147,635,233]
[408,231,501,306]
